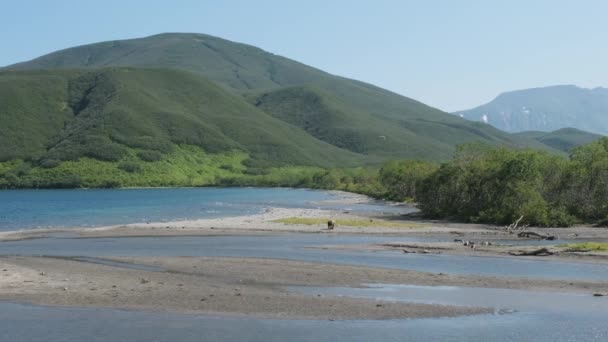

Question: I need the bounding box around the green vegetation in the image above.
[417,145,571,226]
[379,160,438,201]
[3,32,584,167]
[559,242,608,252]
[0,146,249,188]
[217,167,385,198]
[380,138,608,227]
[274,217,426,228]
[0,68,364,169]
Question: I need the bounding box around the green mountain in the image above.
[454,85,608,135]
[0,33,597,188]
[7,32,326,92]
[3,33,565,161]
[513,128,602,152]
[0,68,364,167]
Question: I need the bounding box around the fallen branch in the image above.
[509,248,554,256]
[517,231,556,240]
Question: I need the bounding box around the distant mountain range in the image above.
[0,33,601,177]
[454,85,608,135]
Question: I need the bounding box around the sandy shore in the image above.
[0,206,500,242]
[0,255,491,320]
[2,202,608,263]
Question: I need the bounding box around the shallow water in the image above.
[3,234,608,281]
[0,188,411,231]
[294,284,608,314]
[1,302,606,342]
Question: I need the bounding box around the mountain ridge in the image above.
[454,85,608,135]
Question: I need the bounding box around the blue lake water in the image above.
[0,188,410,231]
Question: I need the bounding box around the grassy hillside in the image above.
[5,33,562,160]
[250,85,563,160]
[0,146,251,189]
[0,70,78,161]
[0,68,365,168]
[514,128,602,152]
[1,33,598,190]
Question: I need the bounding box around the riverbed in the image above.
[1,188,607,341]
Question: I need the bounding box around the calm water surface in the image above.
[0,188,410,231]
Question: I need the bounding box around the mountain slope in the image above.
[513,128,602,152]
[3,32,597,170]
[249,86,564,160]
[4,32,561,160]
[454,85,608,135]
[0,68,365,167]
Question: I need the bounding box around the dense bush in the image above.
[39,159,61,168]
[118,162,142,173]
[379,160,438,201]
[415,141,608,226]
[137,150,163,162]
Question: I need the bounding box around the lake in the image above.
[0,187,408,231]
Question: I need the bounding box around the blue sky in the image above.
[2,0,607,111]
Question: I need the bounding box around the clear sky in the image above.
[2,0,607,111]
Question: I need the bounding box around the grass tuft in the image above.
[559,242,608,252]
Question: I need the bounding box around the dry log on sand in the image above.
[517,231,556,240]
[509,248,554,256]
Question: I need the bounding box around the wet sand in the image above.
[0,256,490,320]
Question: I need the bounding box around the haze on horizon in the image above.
[2,0,606,112]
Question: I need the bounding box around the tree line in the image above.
[379,138,608,227]
[2,136,607,227]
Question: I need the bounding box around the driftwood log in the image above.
[509,248,554,256]
[517,231,556,240]
[506,216,524,230]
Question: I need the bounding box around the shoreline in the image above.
[0,189,381,238]
[3,204,608,264]
[2,191,608,320]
